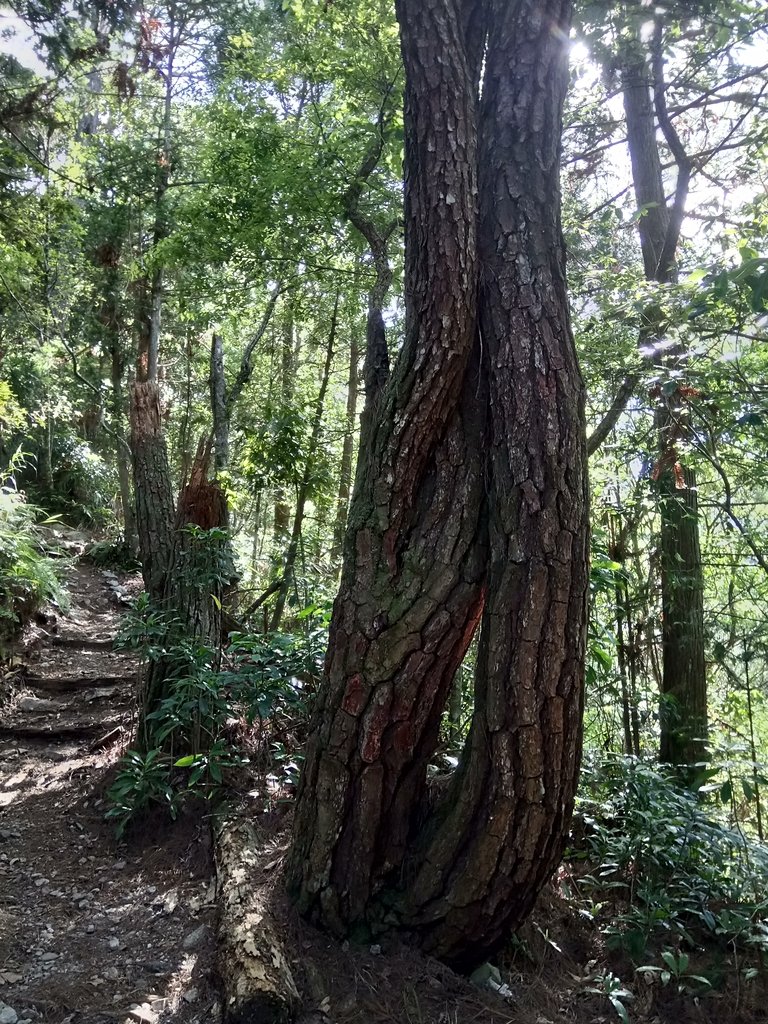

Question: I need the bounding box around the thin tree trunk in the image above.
[270,294,340,630]
[621,25,707,770]
[273,308,296,547]
[130,10,177,600]
[210,332,228,474]
[110,322,138,555]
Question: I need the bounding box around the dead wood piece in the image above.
[89,725,126,751]
[25,674,131,693]
[216,821,301,1024]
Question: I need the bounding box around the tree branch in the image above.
[225,284,284,416]
[587,370,640,457]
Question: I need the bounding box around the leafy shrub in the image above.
[83,538,140,571]
[105,743,245,838]
[106,600,324,833]
[572,753,768,963]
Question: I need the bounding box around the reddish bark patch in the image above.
[341,674,367,717]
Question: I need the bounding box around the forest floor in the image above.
[0,556,765,1024]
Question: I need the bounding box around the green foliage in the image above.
[105,742,246,839]
[82,539,140,572]
[585,971,633,1024]
[107,595,323,833]
[0,481,65,635]
[105,748,178,838]
[573,754,768,964]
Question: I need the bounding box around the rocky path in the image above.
[0,562,219,1024]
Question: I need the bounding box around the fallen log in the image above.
[215,820,301,1024]
[25,674,132,693]
[50,637,116,650]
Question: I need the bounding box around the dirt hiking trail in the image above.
[0,561,219,1024]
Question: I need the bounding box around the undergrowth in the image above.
[564,752,768,1020]
[0,479,67,639]
[106,594,323,836]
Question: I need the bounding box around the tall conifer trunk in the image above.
[621,29,707,770]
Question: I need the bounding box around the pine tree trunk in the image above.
[288,0,588,969]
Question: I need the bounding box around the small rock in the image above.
[162,889,178,915]
[128,1004,156,1024]
[181,925,209,951]
[140,961,169,975]
[369,944,381,955]
[38,953,57,963]
[0,1006,19,1024]
[18,697,57,712]
[182,988,198,1004]
[86,925,95,934]
[108,938,120,950]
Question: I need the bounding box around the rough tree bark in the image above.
[330,321,359,568]
[129,9,177,602]
[140,439,228,752]
[288,0,589,970]
[621,21,707,770]
[130,381,174,602]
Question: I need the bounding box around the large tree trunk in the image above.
[621,30,707,770]
[288,0,588,970]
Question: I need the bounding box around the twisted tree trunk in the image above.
[288,0,588,969]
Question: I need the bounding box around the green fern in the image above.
[0,484,66,632]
